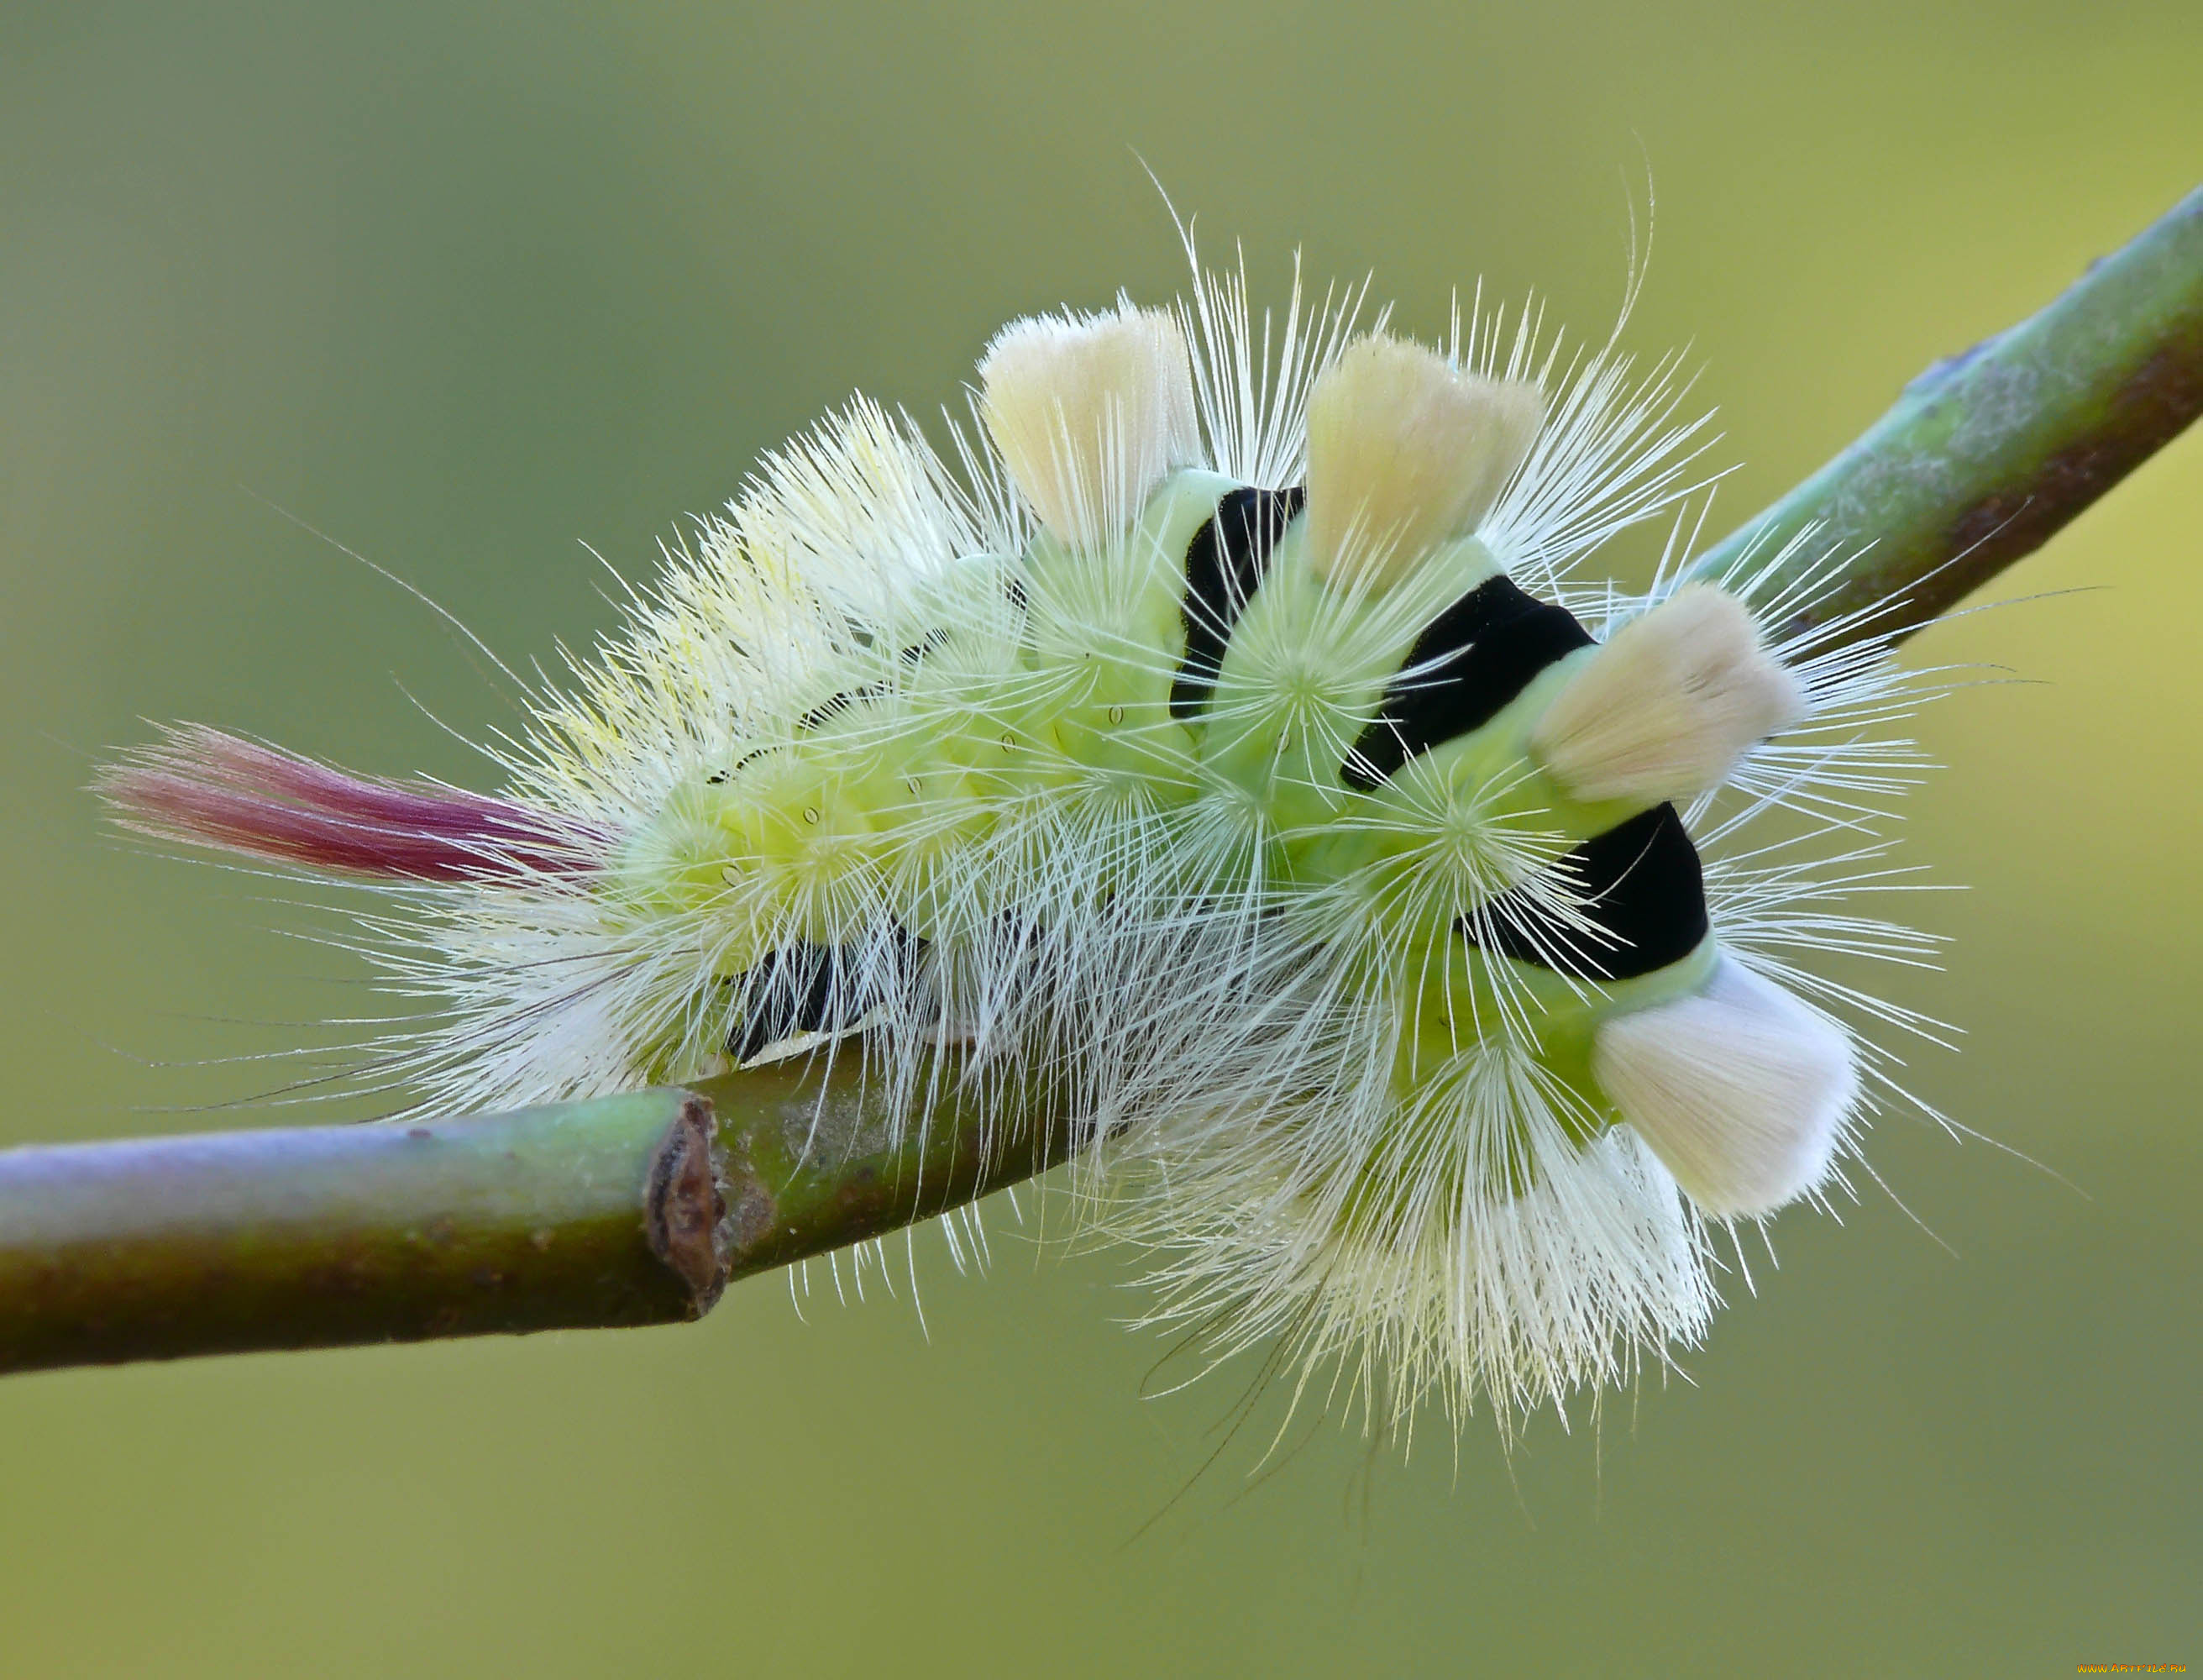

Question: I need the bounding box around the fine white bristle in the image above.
[1531,582,1803,806]
[977,301,1199,550]
[1304,333,1543,592]
[1592,953,1856,1219]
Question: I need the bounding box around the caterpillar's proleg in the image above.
[103,248,1942,1430]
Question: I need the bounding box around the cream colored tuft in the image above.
[1592,954,1855,1219]
[1531,583,1803,806]
[1304,334,1543,593]
[977,302,1199,550]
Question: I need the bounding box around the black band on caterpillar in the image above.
[1170,486,1305,721]
[1458,803,1708,980]
[726,932,924,1061]
[1342,575,1596,789]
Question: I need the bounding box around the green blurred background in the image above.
[3,3,2197,1673]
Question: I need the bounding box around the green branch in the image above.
[1687,184,2202,640]
[3,184,2197,1377]
[0,1061,1070,1374]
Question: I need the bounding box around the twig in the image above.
[0,1060,1070,1374]
[1687,184,2201,641]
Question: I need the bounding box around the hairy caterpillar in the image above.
[104,245,1941,1431]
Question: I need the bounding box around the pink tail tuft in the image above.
[99,726,600,882]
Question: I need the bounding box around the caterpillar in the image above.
[102,246,1940,1431]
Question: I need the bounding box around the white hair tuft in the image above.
[977,302,1199,550]
[1531,582,1803,806]
[1304,333,1542,592]
[1592,953,1857,1219]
